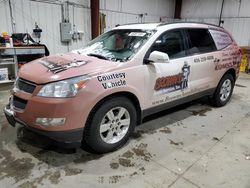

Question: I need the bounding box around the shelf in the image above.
[0,58,15,65]
[0,47,45,55]
[0,58,14,61]
[0,80,15,84]
[0,62,15,65]
[0,46,45,84]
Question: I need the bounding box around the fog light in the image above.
[36,118,66,127]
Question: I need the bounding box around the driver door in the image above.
[144,29,193,109]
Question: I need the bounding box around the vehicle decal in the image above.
[215,50,240,70]
[152,84,210,106]
[97,73,126,89]
[209,30,233,50]
[222,57,233,62]
[97,73,125,82]
[154,62,190,94]
[194,55,214,63]
[128,32,146,37]
[39,60,88,74]
[215,61,238,70]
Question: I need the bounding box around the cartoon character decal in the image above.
[181,62,190,90]
[154,62,190,94]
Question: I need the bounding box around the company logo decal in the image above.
[154,62,190,94]
[154,73,183,91]
[97,73,126,89]
[214,50,240,70]
[39,60,88,74]
[215,61,238,70]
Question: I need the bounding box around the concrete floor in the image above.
[0,74,250,188]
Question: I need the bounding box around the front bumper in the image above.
[4,104,83,148]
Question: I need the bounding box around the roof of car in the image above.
[114,21,223,30]
[115,23,160,30]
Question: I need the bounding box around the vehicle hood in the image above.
[19,53,120,84]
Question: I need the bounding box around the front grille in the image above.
[17,78,36,94]
[13,96,27,110]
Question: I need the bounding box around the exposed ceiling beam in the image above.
[91,0,99,39]
[174,0,182,19]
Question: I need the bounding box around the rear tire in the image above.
[83,96,137,153]
[210,74,234,107]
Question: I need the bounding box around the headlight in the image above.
[37,75,90,98]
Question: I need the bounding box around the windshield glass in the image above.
[74,29,156,62]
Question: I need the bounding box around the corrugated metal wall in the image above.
[0,0,91,55]
[0,0,174,54]
[1,0,250,54]
[100,0,175,32]
[181,0,250,46]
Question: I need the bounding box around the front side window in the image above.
[75,29,155,62]
[187,29,217,55]
[151,29,186,59]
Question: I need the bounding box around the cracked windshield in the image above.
[75,29,156,62]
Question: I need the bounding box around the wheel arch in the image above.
[224,68,236,83]
[85,91,142,130]
[210,68,236,107]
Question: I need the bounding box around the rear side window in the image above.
[186,29,217,55]
[209,29,233,50]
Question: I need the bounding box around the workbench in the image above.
[0,46,45,84]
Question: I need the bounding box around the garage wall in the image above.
[100,0,175,32]
[0,0,92,54]
[2,0,249,54]
[0,0,175,55]
[0,0,91,55]
[181,0,250,46]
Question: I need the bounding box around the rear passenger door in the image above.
[185,28,218,91]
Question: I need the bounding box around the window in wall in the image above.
[151,29,186,59]
[186,29,217,55]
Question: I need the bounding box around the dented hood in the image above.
[19,53,119,84]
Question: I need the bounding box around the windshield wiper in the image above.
[113,58,125,62]
[87,53,108,60]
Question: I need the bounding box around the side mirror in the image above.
[147,51,170,64]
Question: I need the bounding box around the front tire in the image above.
[83,96,137,153]
[210,74,234,107]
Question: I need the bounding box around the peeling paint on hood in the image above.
[19,53,120,84]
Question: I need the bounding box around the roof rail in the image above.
[117,22,158,27]
[157,21,223,29]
